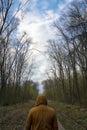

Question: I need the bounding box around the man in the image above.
[25,94,58,130]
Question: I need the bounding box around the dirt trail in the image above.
[0,102,65,130]
[58,121,66,130]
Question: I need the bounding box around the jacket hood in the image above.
[35,95,47,106]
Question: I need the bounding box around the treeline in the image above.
[0,80,38,105]
[0,0,38,105]
[43,0,87,107]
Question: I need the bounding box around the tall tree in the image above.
[0,0,35,104]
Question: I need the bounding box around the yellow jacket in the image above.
[25,95,58,130]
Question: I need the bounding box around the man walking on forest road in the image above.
[25,94,58,130]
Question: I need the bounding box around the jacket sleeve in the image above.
[25,110,32,130]
[53,112,59,130]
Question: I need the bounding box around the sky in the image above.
[16,0,74,93]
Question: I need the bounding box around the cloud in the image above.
[57,0,74,11]
[17,9,59,43]
[16,0,75,86]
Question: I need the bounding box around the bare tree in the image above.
[47,40,66,100]
[46,0,87,105]
[0,0,35,104]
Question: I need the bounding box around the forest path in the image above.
[0,101,65,130]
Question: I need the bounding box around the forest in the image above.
[0,0,87,130]
[0,0,38,105]
[43,0,87,107]
[0,0,87,107]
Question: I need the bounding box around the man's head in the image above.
[35,94,47,106]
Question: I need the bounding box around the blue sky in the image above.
[32,0,65,12]
[16,0,74,93]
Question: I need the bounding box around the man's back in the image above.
[25,95,58,130]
